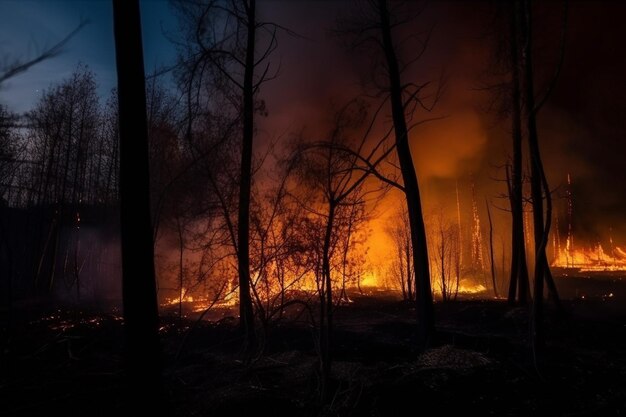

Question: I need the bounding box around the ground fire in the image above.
[1,1,626,416]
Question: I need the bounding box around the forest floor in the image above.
[2,282,626,416]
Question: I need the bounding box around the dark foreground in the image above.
[2,292,626,417]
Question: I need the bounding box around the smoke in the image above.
[411,110,488,180]
[216,0,626,286]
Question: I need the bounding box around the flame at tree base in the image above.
[162,273,492,315]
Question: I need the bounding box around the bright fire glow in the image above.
[457,282,487,294]
[162,284,239,313]
[552,244,626,272]
[360,271,379,287]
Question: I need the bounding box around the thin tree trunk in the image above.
[378,0,434,346]
[440,226,446,302]
[455,179,463,267]
[237,0,257,350]
[398,244,407,300]
[320,201,335,400]
[508,1,530,305]
[177,216,184,320]
[405,238,413,300]
[74,225,80,300]
[486,199,499,298]
[521,0,547,354]
[338,210,354,305]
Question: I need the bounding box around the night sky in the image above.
[1,0,625,242]
[0,0,177,111]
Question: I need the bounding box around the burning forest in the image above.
[1,1,626,416]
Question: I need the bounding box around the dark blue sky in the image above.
[0,0,178,112]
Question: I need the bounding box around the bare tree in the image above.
[172,0,283,350]
[292,100,388,399]
[377,0,436,345]
[506,1,531,305]
[386,207,413,301]
[518,0,567,354]
[486,199,499,298]
[430,210,460,302]
[0,105,18,322]
[25,67,100,294]
[337,0,444,346]
[0,22,87,86]
[247,156,314,329]
[0,106,19,204]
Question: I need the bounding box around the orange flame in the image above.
[552,244,626,272]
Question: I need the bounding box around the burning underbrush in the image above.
[552,244,626,272]
[157,278,492,320]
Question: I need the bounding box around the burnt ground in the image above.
[1,289,626,417]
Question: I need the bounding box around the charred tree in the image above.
[519,0,567,354]
[521,0,547,352]
[238,0,257,351]
[507,0,530,305]
[486,199,499,298]
[377,0,434,345]
[112,0,161,399]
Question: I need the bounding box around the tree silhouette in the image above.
[172,0,283,350]
[506,0,530,305]
[376,0,436,345]
[515,0,567,353]
[0,21,87,86]
[112,0,162,401]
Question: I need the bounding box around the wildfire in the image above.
[162,268,493,314]
[162,282,239,313]
[552,244,626,272]
[550,174,626,273]
[360,271,379,287]
[457,282,487,294]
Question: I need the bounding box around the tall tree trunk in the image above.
[238,0,257,350]
[404,234,414,301]
[177,216,184,320]
[112,0,161,398]
[378,0,434,346]
[320,201,335,399]
[486,200,499,298]
[508,1,530,305]
[521,0,550,354]
[455,179,463,269]
[440,226,446,302]
[398,243,407,300]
